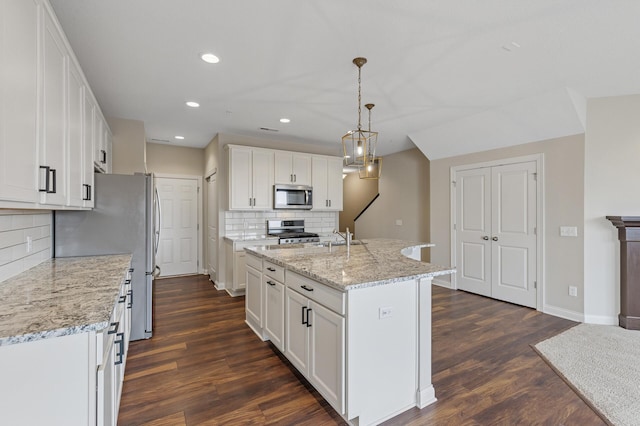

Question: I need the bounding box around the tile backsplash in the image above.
[0,211,51,283]
[224,210,338,239]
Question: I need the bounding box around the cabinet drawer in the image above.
[286,271,345,315]
[246,253,262,271]
[264,261,285,282]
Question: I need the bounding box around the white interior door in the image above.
[156,177,198,277]
[455,160,537,308]
[456,167,492,297]
[491,162,537,307]
[207,173,218,283]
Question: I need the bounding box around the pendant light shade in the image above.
[342,57,378,168]
[359,102,382,179]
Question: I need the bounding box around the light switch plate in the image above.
[560,226,578,237]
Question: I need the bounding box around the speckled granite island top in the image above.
[244,238,455,291]
[0,254,132,346]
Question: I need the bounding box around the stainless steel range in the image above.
[267,220,320,244]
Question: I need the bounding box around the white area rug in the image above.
[534,324,640,426]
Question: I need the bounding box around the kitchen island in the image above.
[244,238,455,426]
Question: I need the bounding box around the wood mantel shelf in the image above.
[606,216,640,330]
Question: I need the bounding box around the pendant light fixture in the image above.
[342,57,378,168]
[359,103,382,179]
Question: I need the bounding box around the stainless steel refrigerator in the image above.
[54,173,160,341]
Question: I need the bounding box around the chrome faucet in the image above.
[333,227,352,256]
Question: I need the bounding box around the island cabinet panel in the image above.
[285,271,346,415]
[245,260,263,329]
[263,260,286,351]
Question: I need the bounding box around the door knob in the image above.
[492,236,498,241]
[482,236,489,240]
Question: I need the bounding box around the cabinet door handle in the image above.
[300,285,314,292]
[82,184,89,200]
[253,197,256,206]
[302,306,307,325]
[492,236,498,241]
[119,295,126,303]
[266,267,276,272]
[267,280,276,286]
[101,149,107,164]
[306,308,312,327]
[108,321,120,335]
[329,199,331,207]
[127,289,133,309]
[115,332,124,365]
[49,168,57,193]
[39,166,50,192]
[293,174,296,182]
[290,174,293,182]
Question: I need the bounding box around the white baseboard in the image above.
[416,386,437,409]
[213,280,225,291]
[584,313,618,325]
[432,278,453,289]
[543,304,584,323]
[225,288,245,297]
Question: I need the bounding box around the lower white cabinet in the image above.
[285,283,345,414]
[226,239,278,297]
[245,259,262,328]
[0,268,132,426]
[262,262,285,352]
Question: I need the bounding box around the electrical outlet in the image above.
[379,307,393,319]
[569,286,578,297]
[26,236,32,253]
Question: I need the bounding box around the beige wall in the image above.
[584,95,640,324]
[145,143,205,176]
[340,172,378,236]
[357,149,430,259]
[107,117,146,174]
[430,134,585,317]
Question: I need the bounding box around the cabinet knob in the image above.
[492,236,498,241]
[482,236,489,240]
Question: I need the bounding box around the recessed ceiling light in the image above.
[280,118,290,123]
[175,136,185,140]
[186,101,200,108]
[201,53,220,64]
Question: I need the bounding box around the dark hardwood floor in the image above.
[118,275,604,426]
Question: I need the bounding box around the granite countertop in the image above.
[245,238,455,291]
[0,254,132,346]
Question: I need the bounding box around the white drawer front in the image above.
[264,261,285,282]
[246,253,262,271]
[286,271,345,315]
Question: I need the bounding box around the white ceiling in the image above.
[49,0,640,160]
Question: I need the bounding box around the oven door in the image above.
[274,184,312,209]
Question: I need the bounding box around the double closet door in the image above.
[455,160,538,308]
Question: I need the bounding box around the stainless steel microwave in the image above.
[274,184,313,210]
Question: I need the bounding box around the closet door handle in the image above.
[482,236,489,240]
[492,236,498,241]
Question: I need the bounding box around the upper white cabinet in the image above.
[0,0,110,209]
[228,145,274,210]
[94,111,112,174]
[312,156,343,211]
[274,151,311,186]
[0,0,40,204]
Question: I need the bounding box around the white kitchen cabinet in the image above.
[228,145,274,210]
[94,111,112,174]
[0,0,109,209]
[82,89,96,207]
[224,239,247,296]
[274,151,311,185]
[67,59,86,207]
[245,257,263,329]
[0,0,40,205]
[0,267,131,426]
[263,262,285,351]
[311,156,343,211]
[285,274,345,414]
[40,3,68,206]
